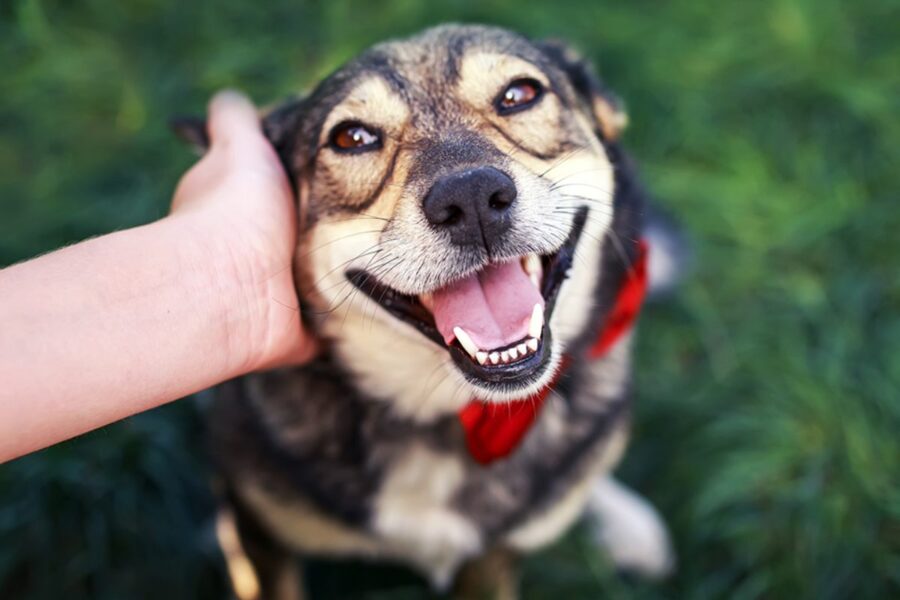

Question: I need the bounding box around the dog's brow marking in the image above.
[486,121,575,161]
[362,51,411,96]
[322,75,410,133]
[457,50,549,106]
[538,147,588,178]
[357,146,402,211]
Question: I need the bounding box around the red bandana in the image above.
[458,240,649,465]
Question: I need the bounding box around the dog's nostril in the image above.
[441,205,464,226]
[488,190,512,211]
[422,166,517,247]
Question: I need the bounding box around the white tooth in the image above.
[501,350,510,363]
[476,351,488,365]
[517,342,528,356]
[523,253,541,276]
[522,254,542,288]
[529,304,544,339]
[419,293,434,311]
[509,347,519,360]
[526,338,539,352]
[489,352,500,365]
[453,327,479,359]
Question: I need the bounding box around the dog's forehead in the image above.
[377,25,546,83]
[316,26,556,112]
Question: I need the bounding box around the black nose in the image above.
[422,166,517,248]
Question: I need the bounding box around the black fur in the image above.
[210,141,644,538]
[188,24,660,597]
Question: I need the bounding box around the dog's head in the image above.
[178,25,630,419]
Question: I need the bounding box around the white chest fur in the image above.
[373,444,482,588]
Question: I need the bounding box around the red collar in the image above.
[458,240,649,465]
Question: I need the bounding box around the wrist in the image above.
[163,213,288,376]
[164,212,314,377]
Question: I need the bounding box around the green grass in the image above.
[1,0,898,598]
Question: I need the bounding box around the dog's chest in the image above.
[216,346,630,584]
[236,398,625,587]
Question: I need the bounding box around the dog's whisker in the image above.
[303,242,388,295]
[309,267,382,318]
[332,255,401,324]
[209,27,674,596]
[537,147,590,178]
[549,183,615,197]
[297,229,386,259]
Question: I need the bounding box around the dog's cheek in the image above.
[294,226,330,316]
[548,152,615,347]
[310,160,383,212]
[299,220,383,318]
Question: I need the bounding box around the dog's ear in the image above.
[169,115,209,153]
[538,39,628,142]
[260,97,306,166]
[170,98,310,225]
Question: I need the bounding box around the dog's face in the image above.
[257,26,626,417]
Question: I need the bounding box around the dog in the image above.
[175,24,676,599]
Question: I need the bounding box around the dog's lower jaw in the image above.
[332,330,568,423]
[454,339,565,404]
[329,328,474,422]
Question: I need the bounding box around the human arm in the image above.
[0,91,316,461]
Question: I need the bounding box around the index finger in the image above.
[207,90,264,146]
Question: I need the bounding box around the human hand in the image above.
[170,90,317,371]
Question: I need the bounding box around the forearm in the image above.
[0,216,262,461]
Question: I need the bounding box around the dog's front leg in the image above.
[453,546,519,600]
[583,475,675,578]
[216,502,305,600]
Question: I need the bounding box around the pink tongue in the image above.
[430,260,544,351]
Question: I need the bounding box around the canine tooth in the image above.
[453,327,479,359]
[476,351,488,365]
[526,338,539,352]
[523,254,542,288]
[419,293,434,311]
[509,347,519,360]
[528,304,544,339]
[489,352,500,365]
[517,342,528,356]
[501,350,510,363]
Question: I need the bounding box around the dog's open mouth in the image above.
[347,208,587,387]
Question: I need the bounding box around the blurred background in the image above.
[1,0,898,598]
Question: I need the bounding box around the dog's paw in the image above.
[643,203,689,299]
[585,476,675,578]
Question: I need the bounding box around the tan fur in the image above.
[311,77,410,210]
[593,96,628,141]
[208,25,671,599]
[240,483,382,556]
[216,507,263,600]
[505,341,632,551]
[454,547,519,600]
[300,90,613,410]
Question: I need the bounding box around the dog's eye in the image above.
[329,121,382,153]
[495,78,544,115]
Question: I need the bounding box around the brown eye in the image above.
[496,78,544,115]
[329,121,382,153]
